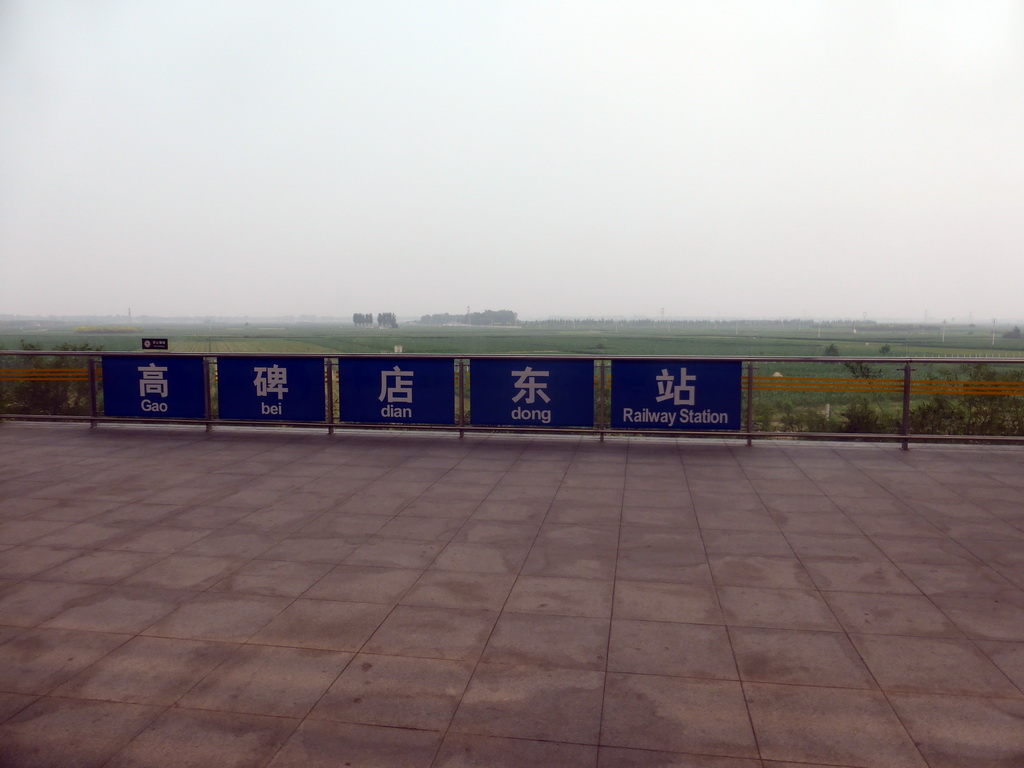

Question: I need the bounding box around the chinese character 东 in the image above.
[379,366,414,403]
[138,363,169,398]
[253,365,289,400]
[511,366,551,404]
[655,368,696,406]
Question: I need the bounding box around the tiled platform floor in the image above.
[1,422,1023,767]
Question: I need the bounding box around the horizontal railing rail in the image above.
[2,351,1023,449]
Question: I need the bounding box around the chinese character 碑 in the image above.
[379,365,414,403]
[138,363,169,398]
[511,366,551,404]
[655,368,696,406]
[253,364,289,400]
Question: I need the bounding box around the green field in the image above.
[3,319,1023,358]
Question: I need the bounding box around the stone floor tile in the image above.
[35,584,188,633]
[179,644,352,717]
[52,635,237,705]
[824,592,963,637]
[102,525,212,554]
[0,697,162,768]
[437,733,597,768]
[608,620,736,679]
[374,516,464,542]
[122,554,245,590]
[249,598,392,651]
[899,562,1019,597]
[36,550,163,585]
[363,605,498,661]
[601,673,758,758]
[709,555,815,590]
[871,535,985,566]
[343,538,445,569]
[208,559,334,597]
[482,613,609,670]
[141,592,290,642]
[929,593,1024,641]
[267,719,441,768]
[179,529,283,558]
[0,691,36,723]
[504,575,614,617]
[301,564,421,603]
[849,633,1021,696]
[599,748,762,767]
[312,652,473,729]
[400,570,516,610]
[0,519,72,546]
[106,707,299,768]
[745,682,926,767]
[784,532,887,562]
[0,545,87,579]
[718,586,839,631]
[257,535,361,563]
[451,662,604,743]
[430,542,531,574]
[801,559,920,594]
[975,639,1024,691]
[730,627,876,689]
[0,627,128,694]
[614,581,723,624]
[888,691,1024,768]
[547,501,622,526]
[701,530,794,557]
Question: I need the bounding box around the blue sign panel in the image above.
[611,360,742,430]
[217,357,326,422]
[102,356,206,419]
[470,359,594,428]
[339,358,455,425]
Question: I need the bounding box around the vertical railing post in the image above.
[88,356,98,428]
[458,359,466,439]
[745,361,755,447]
[203,357,213,433]
[598,359,607,442]
[326,358,336,435]
[901,361,912,451]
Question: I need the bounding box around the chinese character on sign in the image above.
[138,363,169,398]
[655,368,697,406]
[379,366,414,403]
[253,364,289,400]
[511,366,551,404]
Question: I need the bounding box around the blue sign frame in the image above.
[611,360,742,430]
[102,356,206,419]
[217,356,326,422]
[470,359,595,428]
[339,358,455,425]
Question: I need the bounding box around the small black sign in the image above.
[141,338,169,350]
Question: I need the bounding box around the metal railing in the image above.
[2,350,1023,449]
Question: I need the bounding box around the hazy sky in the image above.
[2,1,1022,320]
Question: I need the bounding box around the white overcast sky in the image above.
[1,1,1022,320]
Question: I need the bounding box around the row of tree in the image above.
[352,313,398,328]
[419,310,518,326]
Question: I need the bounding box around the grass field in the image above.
[4,319,1023,359]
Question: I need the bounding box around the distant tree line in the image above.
[522,318,868,330]
[419,310,518,326]
[352,313,398,329]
